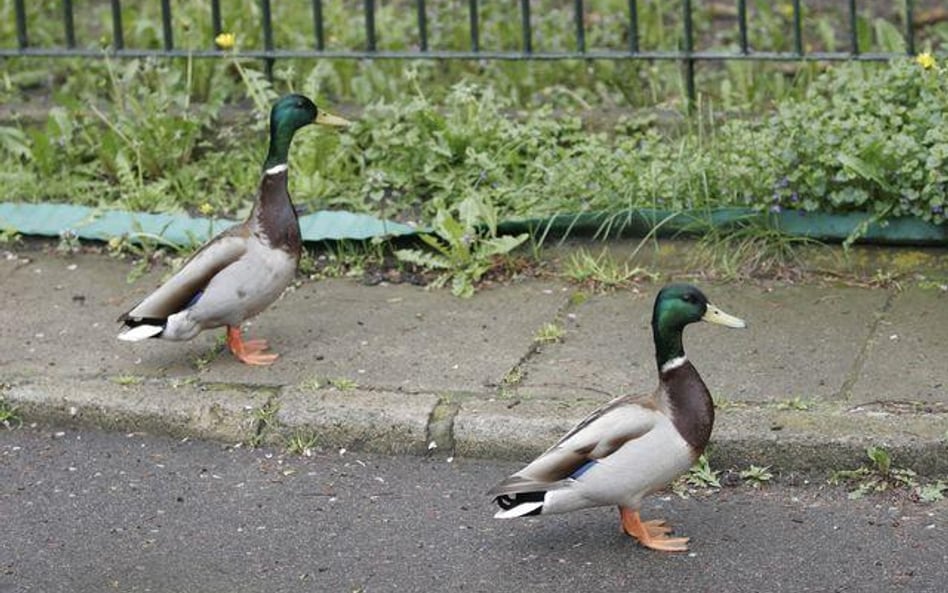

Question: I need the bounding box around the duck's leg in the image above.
[226,325,279,366]
[619,507,689,552]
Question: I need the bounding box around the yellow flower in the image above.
[916,52,936,70]
[198,202,215,216]
[215,32,236,50]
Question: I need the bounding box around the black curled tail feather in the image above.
[494,491,545,516]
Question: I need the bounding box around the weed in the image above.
[568,291,589,306]
[248,400,280,448]
[562,248,656,292]
[777,397,812,411]
[502,366,524,387]
[395,195,527,298]
[829,445,919,499]
[0,397,21,429]
[303,240,387,280]
[110,374,143,387]
[499,365,525,398]
[171,376,200,389]
[740,465,774,488]
[192,335,227,371]
[328,377,358,391]
[686,454,722,489]
[299,377,322,392]
[285,431,319,456]
[916,480,947,503]
[106,220,184,283]
[711,393,747,411]
[534,322,565,344]
[56,230,81,255]
[0,227,21,245]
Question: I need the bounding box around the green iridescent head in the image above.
[263,94,351,171]
[651,284,745,369]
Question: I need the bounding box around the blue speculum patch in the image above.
[570,460,597,479]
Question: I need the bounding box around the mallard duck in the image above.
[117,94,350,365]
[488,284,745,552]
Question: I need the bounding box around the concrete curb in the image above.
[5,378,947,476]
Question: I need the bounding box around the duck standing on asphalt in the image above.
[489,284,746,551]
[118,94,350,365]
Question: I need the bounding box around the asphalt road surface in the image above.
[1,427,945,593]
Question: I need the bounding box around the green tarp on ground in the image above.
[0,202,420,247]
[1,202,944,247]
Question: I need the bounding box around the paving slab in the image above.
[0,252,141,377]
[185,278,566,393]
[517,284,889,403]
[1,252,566,394]
[850,287,947,404]
[2,243,946,476]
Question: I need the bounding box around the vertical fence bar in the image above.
[110,0,124,50]
[260,0,274,78]
[312,0,325,50]
[628,0,639,53]
[417,0,428,51]
[574,0,586,53]
[211,0,222,36]
[904,0,915,55]
[682,0,695,110]
[520,0,532,53]
[468,0,480,52]
[63,0,76,48]
[792,0,802,56]
[848,0,859,55]
[737,0,748,54]
[160,0,173,51]
[365,0,377,51]
[14,0,28,48]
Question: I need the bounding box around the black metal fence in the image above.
[2,0,923,105]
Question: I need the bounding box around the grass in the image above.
[1,3,945,297]
[562,248,657,292]
[691,216,823,280]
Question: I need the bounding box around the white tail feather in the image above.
[118,324,163,341]
[494,502,543,519]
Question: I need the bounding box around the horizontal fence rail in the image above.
[1,0,924,105]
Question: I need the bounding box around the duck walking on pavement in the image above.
[117,94,350,365]
[488,284,746,552]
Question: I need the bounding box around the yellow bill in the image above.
[703,303,746,328]
[315,111,352,127]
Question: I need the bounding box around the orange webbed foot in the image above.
[226,326,279,366]
[619,507,690,553]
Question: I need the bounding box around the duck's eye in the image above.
[681,293,695,303]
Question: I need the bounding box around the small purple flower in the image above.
[790,191,799,203]
[933,205,944,214]
[769,204,782,213]
[774,176,790,189]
